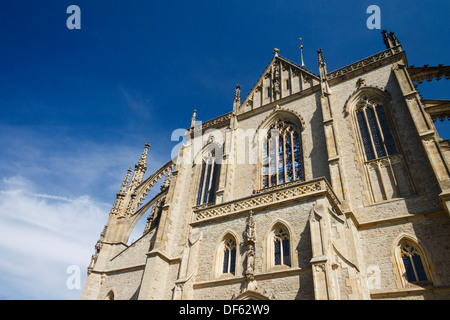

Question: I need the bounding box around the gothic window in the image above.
[196,150,220,205]
[262,119,303,189]
[400,241,428,283]
[273,227,291,267]
[105,290,115,300]
[355,96,397,161]
[352,93,414,202]
[222,237,237,274]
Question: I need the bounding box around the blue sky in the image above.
[0,0,448,299]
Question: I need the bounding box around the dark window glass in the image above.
[357,111,376,160]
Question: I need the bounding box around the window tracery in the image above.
[262,120,303,189]
[197,150,220,205]
[223,237,237,274]
[355,96,397,161]
[400,241,428,283]
[273,226,290,267]
[352,93,415,202]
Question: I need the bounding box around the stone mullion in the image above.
[281,131,287,184]
[385,156,400,197]
[268,137,272,187]
[275,132,279,186]
[375,161,388,200]
[362,107,379,159]
[372,105,390,157]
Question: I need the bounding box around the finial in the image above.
[317,49,325,67]
[381,30,392,49]
[233,84,241,112]
[299,37,305,67]
[381,30,400,49]
[137,142,150,168]
[317,49,331,94]
[234,84,241,102]
[273,48,280,57]
[190,109,197,128]
[119,167,132,193]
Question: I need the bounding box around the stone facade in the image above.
[81,31,450,300]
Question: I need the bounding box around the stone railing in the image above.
[188,112,232,134]
[192,178,341,223]
[327,46,402,81]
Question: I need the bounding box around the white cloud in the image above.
[0,176,109,299]
[0,125,171,299]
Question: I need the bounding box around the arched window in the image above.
[355,96,397,161]
[262,120,303,189]
[351,93,414,202]
[400,241,428,283]
[273,226,291,267]
[105,290,115,300]
[196,150,220,205]
[223,237,237,274]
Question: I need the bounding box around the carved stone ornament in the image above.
[244,211,256,243]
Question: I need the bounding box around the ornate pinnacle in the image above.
[273,48,280,57]
[317,49,325,68]
[382,30,400,49]
[317,49,328,77]
[233,84,241,113]
[234,84,241,103]
[317,49,331,95]
[119,167,132,193]
[381,30,393,49]
[129,142,150,191]
[136,142,150,170]
[190,109,197,128]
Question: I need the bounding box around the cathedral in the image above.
[81,31,450,300]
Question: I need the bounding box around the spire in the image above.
[317,49,327,75]
[233,84,241,113]
[382,30,401,49]
[136,142,150,171]
[129,142,150,190]
[381,30,393,49]
[234,84,241,103]
[299,37,305,67]
[119,167,132,193]
[317,49,331,95]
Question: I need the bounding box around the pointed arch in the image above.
[345,86,415,203]
[194,141,222,206]
[263,219,296,271]
[256,106,305,134]
[348,87,397,161]
[213,230,241,279]
[104,289,116,300]
[392,234,436,288]
[343,85,392,117]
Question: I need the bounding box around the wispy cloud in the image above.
[119,86,154,121]
[0,124,169,299]
[0,176,109,299]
